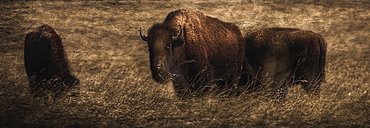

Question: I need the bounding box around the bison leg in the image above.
[295,57,323,94]
[260,52,293,99]
[173,65,216,98]
[172,73,201,98]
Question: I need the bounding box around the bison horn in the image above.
[140,27,148,41]
[172,25,185,47]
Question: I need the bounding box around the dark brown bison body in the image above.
[245,27,326,97]
[141,9,247,96]
[24,24,79,97]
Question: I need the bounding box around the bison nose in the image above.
[157,61,164,69]
[153,61,164,70]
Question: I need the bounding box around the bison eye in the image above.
[166,43,172,50]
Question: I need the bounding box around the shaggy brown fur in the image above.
[24,24,79,97]
[244,27,326,98]
[140,9,251,97]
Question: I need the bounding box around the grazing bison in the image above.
[24,24,79,97]
[140,9,250,97]
[244,27,326,98]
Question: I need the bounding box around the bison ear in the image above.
[172,25,185,47]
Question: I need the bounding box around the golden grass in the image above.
[0,0,369,127]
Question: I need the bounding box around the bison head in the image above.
[140,24,185,83]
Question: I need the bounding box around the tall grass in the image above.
[0,0,369,127]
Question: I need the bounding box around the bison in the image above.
[244,27,326,98]
[140,9,251,97]
[24,24,79,97]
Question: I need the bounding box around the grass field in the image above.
[0,0,369,127]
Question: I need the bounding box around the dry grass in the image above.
[0,0,369,127]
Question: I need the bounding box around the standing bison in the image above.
[140,9,249,97]
[24,24,79,97]
[244,27,326,98]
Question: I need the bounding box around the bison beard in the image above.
[244,27,327,99]
[24,24,79,97]
[141,9,252,97]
